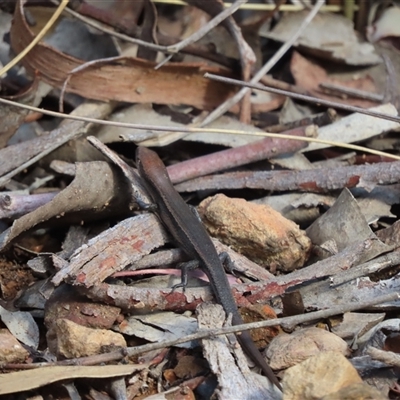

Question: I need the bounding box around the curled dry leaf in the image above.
[304,103,400,154]
[116,312,199,349]
[367,6,400,46]
[358,319,400,356]
[0,101,114,182]
[0,305,39,349]
[330,312,385,341]
[0,162,131,251]
[10,0,237,110]
[306,189,373,255]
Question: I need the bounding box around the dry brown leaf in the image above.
[0,364,144,395]
[306,189,373,255]
[10,0,237,110]
[291,51,379,108]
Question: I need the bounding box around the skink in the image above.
[136,146,281,390]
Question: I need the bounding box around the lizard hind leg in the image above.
[219,252,237,276]
[171,259,200,292]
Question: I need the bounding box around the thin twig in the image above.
[124,292,398,356]
[0,0,69,78]
[51,0,237,69]
[155,0,247,68]
[319,82,384,102]
[0,97,399,163]
[152,0,349,12]
[51,0,170,53]
[330,250,400,287]
[174,161,400,192]
[1,292,397,369]
[59,56,123,112]
[204,73,400,126]
[200,0,326,126]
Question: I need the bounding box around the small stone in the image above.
[321,382,386,400]
[199,194,311,272]
[0,329,29,363]
[54,318,126,358]
[282,351,362,400]
[267,327,349,370]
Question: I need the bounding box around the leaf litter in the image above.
[0,1,400,399]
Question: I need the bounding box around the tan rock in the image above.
[0,329,29,363]
[199,194,311,272]
[321,382,387,400]
[267,327,349,370]
[282,351,362,400]
[54,318,126,358]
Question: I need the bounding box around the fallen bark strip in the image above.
[198,303,277,398]
[244,237,390,304]
[52,214,169,287]
[10,0,237,111]
[300,270,400,312]
[82,238,390,313]
[175,161,400,193]
[330,249,400,287]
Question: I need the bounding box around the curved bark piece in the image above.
[10,0,237,110]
